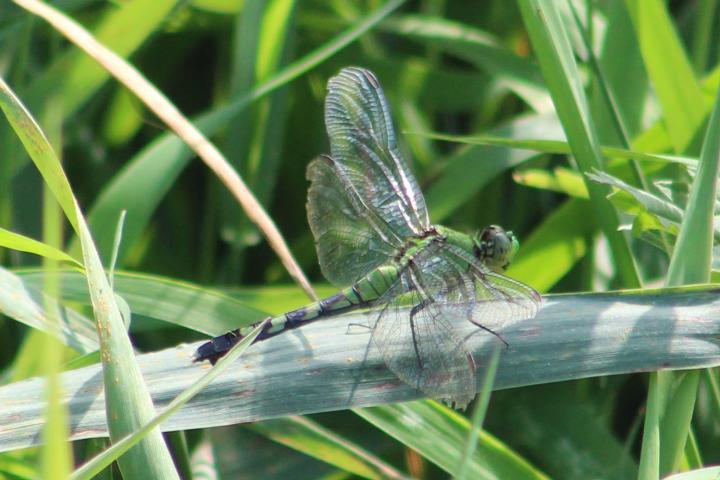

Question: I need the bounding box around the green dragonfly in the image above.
[194,67,541,408]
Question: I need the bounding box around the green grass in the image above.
[1,0,720,479]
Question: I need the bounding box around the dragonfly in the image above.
[194,66,541,408]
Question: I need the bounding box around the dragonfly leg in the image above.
[345,322,372,334]
[467,319,509,348]
[409,297,434,370]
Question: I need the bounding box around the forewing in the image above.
[324,67,430,240]
[306,155,398,286]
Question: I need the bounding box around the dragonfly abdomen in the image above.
[193,265,398,364]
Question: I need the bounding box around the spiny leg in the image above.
[409,297,434,371]
[467,317,509,348]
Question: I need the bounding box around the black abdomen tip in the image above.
[193,333,241,365]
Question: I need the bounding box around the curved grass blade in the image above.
[0,72,178,478]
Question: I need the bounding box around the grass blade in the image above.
[518,0,641,288]
[625,0,706,153]
[70,319,268,480]
[0,72,178,478]
[639,69,720,480]
[1,287,719,450]
[455,344,502,480]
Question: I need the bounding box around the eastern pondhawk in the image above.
[194,67,541,408]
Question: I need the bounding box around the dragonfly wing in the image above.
[439,243,542,330]
[307,155,399,286]
[370,271,478,409]
[309,67,431,285]
[369,240,541,408]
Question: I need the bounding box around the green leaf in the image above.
[664,466,720,480]
[0,227,81,266]
[356,401,547,480]
[641,64,720,480]
[0,266,97,354]
[518,0,641,288]
[249,416,408,480]
[17,269,267,336]
[1,287,719,451]
[625,0,707,153]
[0,70,178,478]
[425,113,565,222]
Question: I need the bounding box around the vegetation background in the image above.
[0,0,719,479]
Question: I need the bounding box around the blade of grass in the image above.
[455,344,502,480]
[39,101,71,479]
[0,73,179,478]
[409,131,697,166]
[220,0,297,278]
[518,0,641,288]
[642,81,720,479]
[356,400,548,480]
[0,227,81,266]
[0,267,98,353]
[690,0,717,74]
[625,0,706,154]
[70,319,268,480]
[249,416,410,480]
[663,466,720,480]
[2,287,720,451]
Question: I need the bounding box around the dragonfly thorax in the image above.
[394,228,445,263]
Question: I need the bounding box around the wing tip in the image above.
[329,66,380,91]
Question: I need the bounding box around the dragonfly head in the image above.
[473,225,519,273]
